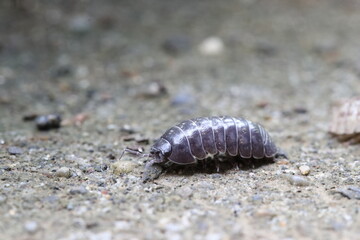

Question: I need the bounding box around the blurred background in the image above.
[1,0,360,133]
[1,1,360,239]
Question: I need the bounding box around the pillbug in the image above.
[122,116,287,182]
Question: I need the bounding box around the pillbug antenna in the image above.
[119,147,149,160]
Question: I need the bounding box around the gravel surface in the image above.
[1,0,360,239]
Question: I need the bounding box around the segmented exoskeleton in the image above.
[123,116,286,181]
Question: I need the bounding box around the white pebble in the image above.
[55,167,72,178]
[24,221,38,233]
[287,175,310,186]
[198,37,224,56]
[299,165,310,175]
[111,161,137,175]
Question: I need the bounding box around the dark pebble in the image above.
[7,146,23,155]
[51,64,73,78]
[23,113,38,121]
[36,114,62,131]
[86,222,99,229]
[254,42,277,56]
[1,166,12,171]
[162,36,191,56]
[293,107,308,114]
[94,164,108,172]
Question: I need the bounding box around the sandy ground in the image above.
[0,0,360,239]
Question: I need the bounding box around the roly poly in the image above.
[123,116,287,182]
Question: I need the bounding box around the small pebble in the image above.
[287,175,310,186]
[251,194,263,204]
[55,167,72,178]
[120,125,137,134]
[136,81,167,98]
[196,181,215,190]
[171,92,195,106]
[23,113,38,121]
[51,64,72,78]
[36,114,62,131]
[68,14,92,34]
[69,186,88,195]
[7,146,23,155]
[24,221,38,233]
[111,161,137,175]
[254,42,277,56]
[94,164,108,172]
[176,186,193,198]
[198,37,224,56]
[299,165,310,175]
[336,186,360,200]
[293,107,308,114]
[0,194,7,204]
[114,221,132,231]
[162,36,191,56]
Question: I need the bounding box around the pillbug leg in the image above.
[275,148,288,159]
[201,159,207,170]
[214,159,220,172]
[232,160,240,170]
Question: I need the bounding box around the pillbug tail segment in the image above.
[142,161,164,183]
[275,148,288,159]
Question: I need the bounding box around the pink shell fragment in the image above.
[329,97,360,135]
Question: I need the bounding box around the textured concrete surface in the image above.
[0,0,360,239]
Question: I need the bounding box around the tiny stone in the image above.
[68,14,92,34]
[299,165,310,175]
[55,167,72,178]
[210,173,222,179]
[162,35,191,56]
[254,42,277,56]
[114,221,132,230]
[111,161,137,175]
[196,181,215,190]
[36,114,62,131]
[23,113,38,121]
[176,186,193,198]
[287,175,310,186]
[94,164,108,172]
[171,92,195,106]
[198,37,224,56]
[120,125,137,134]
[0,195,7,204]
[336,186,360,200]
[24,221,38,233]
[7,146,23,155]
[69,186,88,195]
[251,195,263,204]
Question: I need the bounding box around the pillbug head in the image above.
[150,138,171,162]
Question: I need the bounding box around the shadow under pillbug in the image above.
[123,116,287,182]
